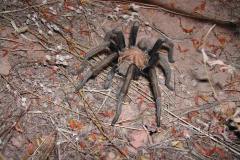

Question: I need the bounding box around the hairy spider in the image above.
[76,22,175,127]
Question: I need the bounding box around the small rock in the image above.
[130,130,148,148]
[120,14,129,20]
[11,135,25,148]
[105,151,116,160]
[191,66,208,81]
[212,72,230,89]
[114,6,120,12]
[191,79,198,87]
[129,3,140,12]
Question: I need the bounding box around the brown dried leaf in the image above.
[0,152,6,160]
[26,142,35,155]
[193,0,206,13]
[14,122,24,133]
[194,143,225,158]
[130,130,148,148]
[88,133,97,141]
[171,141,184,149]
[177,45,189,53]
[68,119,84,131]
[0,55,11,75]
[191,38,202,49]
[179,18,195,33]
[217,36,227,46]
[99,111,114,118]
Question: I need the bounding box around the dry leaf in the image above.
[220,103,235,117]
[99,111,114,118]
[26,142,35,155]
[68,119,84,130]
[88,133,97,141]
[177,45,189,53]
[179,18,195,33]
[217,36,227,46]
[0,152,6,160]
[171,141,184,149]
[194,143,225,158]
[14,122,24,133]
[191,39,202,49]
[130,130,148,148]
[193,0,206,13]
[0,55,11,75]
[79,141,86,149]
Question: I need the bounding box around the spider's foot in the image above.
[111,93,125,126]
[156,97,161,127]
[165,83,174,91]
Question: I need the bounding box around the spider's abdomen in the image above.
[118,48,148,70]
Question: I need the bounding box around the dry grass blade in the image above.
[0,152,6,160]
[30,132,57,160]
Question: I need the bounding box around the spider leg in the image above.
[148,67,162,127]
[104,65,117,89]
[75,52,119,91]
[111,64,137,126]
[84,41,111,60]
[162,39,174,63]
[78,39,119,75]
[137,38,152,52]
[157,53,174,91]
[113,29,126,51]
[148,38,164,56]
[84,29,122,60]
[129,21,140,47]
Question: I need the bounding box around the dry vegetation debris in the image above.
[0,0,240,159]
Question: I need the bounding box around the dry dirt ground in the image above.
[0,0,240,159]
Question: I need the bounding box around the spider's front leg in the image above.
[148,38,174,63]
[111,64,138,126]
[157,53,174,91]
[162,38,174,63]
[75,52,119,91]
[148,67,162,127]
[84,28,124,60]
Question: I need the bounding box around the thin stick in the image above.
[0,0,60,14]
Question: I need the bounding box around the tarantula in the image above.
[76,21,175,127]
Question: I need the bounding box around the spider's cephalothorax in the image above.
[76,22,175,127]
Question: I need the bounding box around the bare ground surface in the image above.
[0,0,240,159]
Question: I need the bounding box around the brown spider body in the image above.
[117,47,148,75]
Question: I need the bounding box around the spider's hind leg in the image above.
[111,64,137,126]
[147,67,162,127]
[104,65,117,89]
